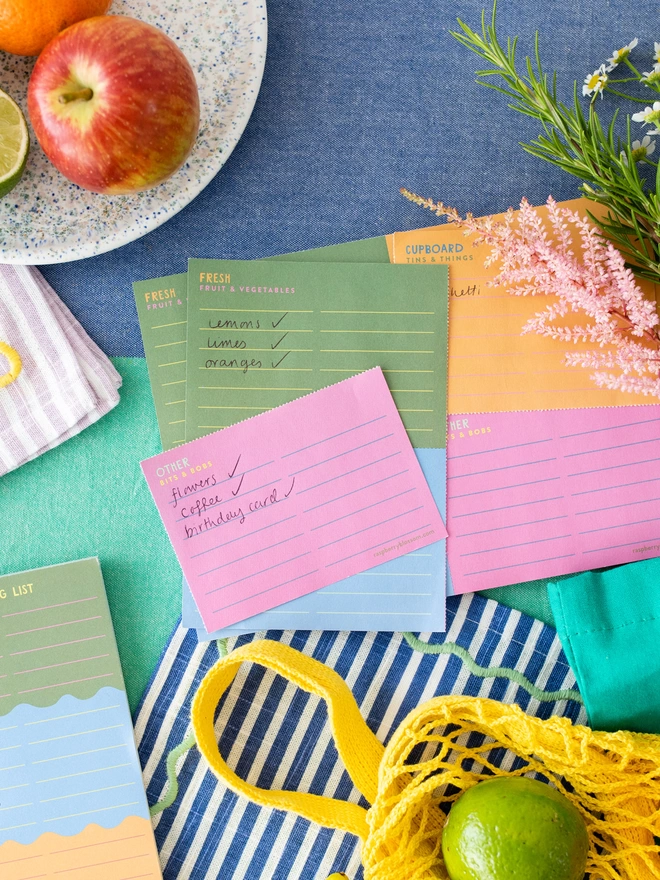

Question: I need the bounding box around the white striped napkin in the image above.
[0,265,121,476]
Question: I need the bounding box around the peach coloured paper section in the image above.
[0,816,162,880]
[141,368,447,630]
[388,198,660,413]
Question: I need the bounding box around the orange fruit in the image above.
[0,0,113,57]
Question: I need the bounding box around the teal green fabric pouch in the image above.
[548,558,660,734]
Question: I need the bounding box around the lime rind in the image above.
[442,777,589,880]
[0,89,30,199]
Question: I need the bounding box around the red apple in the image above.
[27,15,200,194]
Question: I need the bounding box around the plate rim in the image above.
[0,1,268,266]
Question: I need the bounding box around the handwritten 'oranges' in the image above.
[0,0,112,57]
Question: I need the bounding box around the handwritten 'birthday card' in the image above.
[141,368,446,630]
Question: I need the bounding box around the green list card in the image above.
[132,273,187,451]
[132,239,392,453]
[186,259,447,447]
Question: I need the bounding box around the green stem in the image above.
[623,57,644,79]
[603,87,649,103]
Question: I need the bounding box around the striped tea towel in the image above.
[135,592,584,880]
[0,265,121,476]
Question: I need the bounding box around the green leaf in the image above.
[448,2,660,289]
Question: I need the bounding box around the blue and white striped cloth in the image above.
[135,592,584,879]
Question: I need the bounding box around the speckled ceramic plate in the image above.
[0,1,267,264]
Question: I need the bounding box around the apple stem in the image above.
[58,88,94,105]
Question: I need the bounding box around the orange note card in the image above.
[388,198,660,413]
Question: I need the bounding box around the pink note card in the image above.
[142,368,447,629]
[447,405,660,593]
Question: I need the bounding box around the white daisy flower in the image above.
[632,100,660,127]
[654,41,660,64]
[641,63,660,85]
[621,135,656,165]
[634,134,656,157]
[607,37,638,69]
[582,65,609,98]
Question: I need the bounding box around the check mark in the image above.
[271,351,291,368]
[271,332,288,350]
[231,472,245,496]
[228,454,241,478]
[271,313,288,328]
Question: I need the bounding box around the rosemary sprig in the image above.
[450,2,660,286]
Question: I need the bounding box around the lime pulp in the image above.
[0,88,29,199]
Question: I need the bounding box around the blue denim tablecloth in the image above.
[40,0,653,355]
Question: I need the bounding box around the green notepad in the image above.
[0,559,162,876]
[132,237,392,454]
[132,273,188,452]
[186,258,447,447]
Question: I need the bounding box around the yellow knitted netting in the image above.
[366,696,660,880]
[191,640,660,880]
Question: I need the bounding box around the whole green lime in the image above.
[441,776,589,880]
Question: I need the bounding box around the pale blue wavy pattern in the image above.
[0,687,149,846]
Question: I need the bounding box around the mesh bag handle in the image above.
[191,638,384,841]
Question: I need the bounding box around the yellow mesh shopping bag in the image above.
[191,639,660,880]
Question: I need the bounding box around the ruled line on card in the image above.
[283,416,387,457]
[298,452,402,495]
[460,534,572,558]
[456,515,568,539]
[463,554,576,576]
[212,570,319,615]
[288,434,394,476]
[2,598,97,619]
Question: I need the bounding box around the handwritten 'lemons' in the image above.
[441,776,589,880]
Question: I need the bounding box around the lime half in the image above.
[0,89,29,199]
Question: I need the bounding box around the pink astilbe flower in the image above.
[401,190,660,399]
